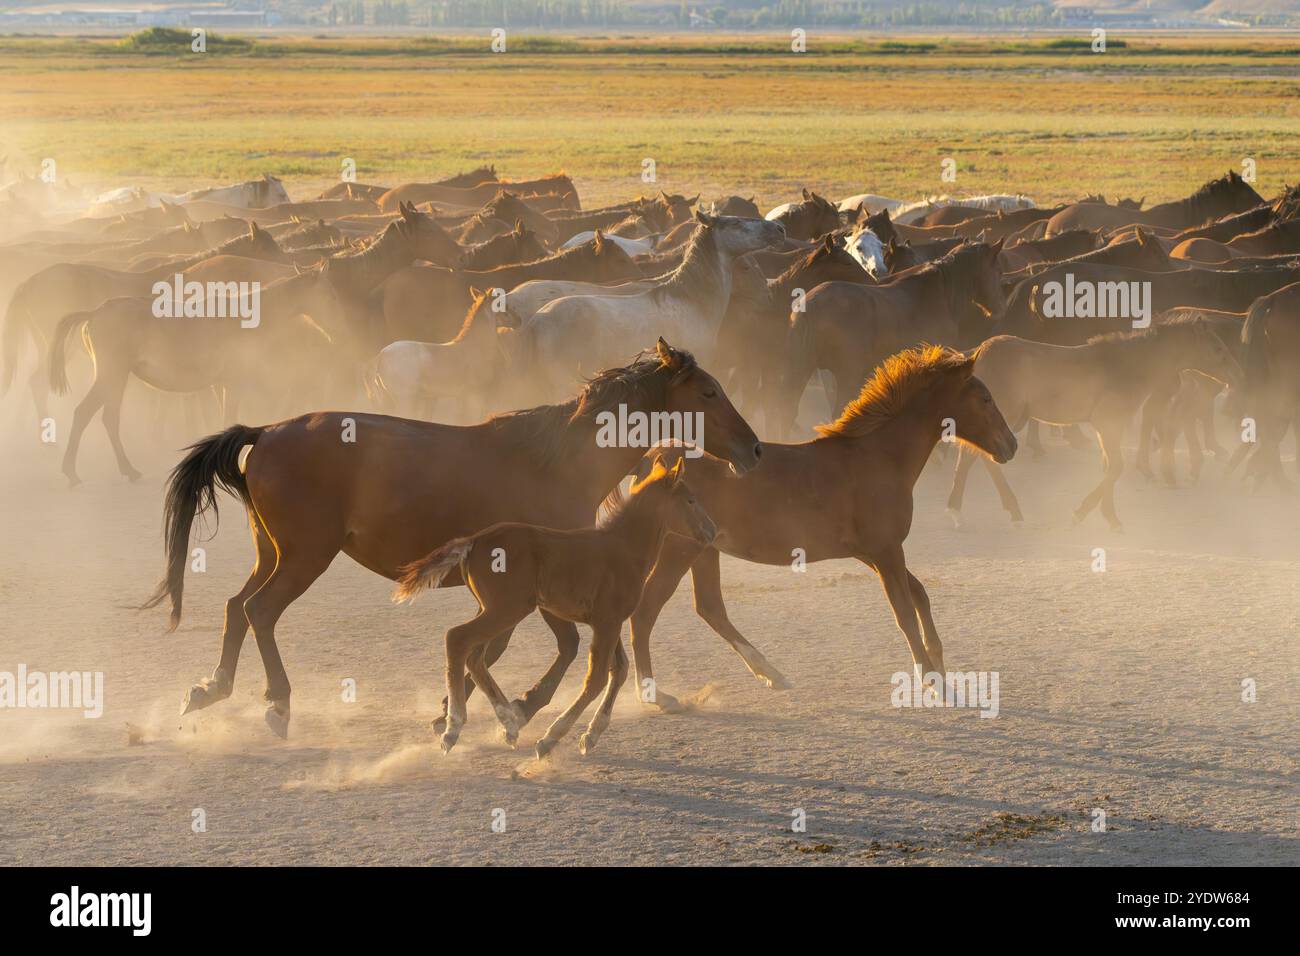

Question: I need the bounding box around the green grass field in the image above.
[2,31,1299,207]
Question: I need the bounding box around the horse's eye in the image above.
[702,388,717,399]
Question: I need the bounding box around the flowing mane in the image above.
[815,345,969,439]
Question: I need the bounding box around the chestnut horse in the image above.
[395,456,715,757]
[143,339,762,738]
[622,346,1017,709]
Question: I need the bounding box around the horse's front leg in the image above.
[690,547,791,690]
[536,621,620,759]
[628,535,703,712]
[871,547,940,696]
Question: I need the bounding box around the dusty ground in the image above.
[0,390,1295,866]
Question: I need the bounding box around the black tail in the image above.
[140,425,264,631]
[1240,297,1271,394]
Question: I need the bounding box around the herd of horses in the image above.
[1,165,1296,757]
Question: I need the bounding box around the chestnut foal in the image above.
[395,457,716,758]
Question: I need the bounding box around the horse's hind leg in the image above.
[629,535,702,712]
[182,510,275,715]
[99,371,141,481]
[1077,420,1126,532]
[511,609,581,725]
[464,635,527,747]
[432,627,513,735]
[241,545,337,738]
[690,547,791,690]
[61,381,106,487]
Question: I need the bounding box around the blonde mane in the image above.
[815,345,971,439]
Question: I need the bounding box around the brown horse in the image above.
[456,221,549,271]
[143,339,761,738]
[378,174,578,214]
[780,241,1005,435]
[1043,171,1264,236]
[768,189,842,241]
[622,345,1016,709]
[50,265,353,485]
[948,318,1243,531]
[395,455,715,756]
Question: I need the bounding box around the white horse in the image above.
[842,223,886,277]
[836,193,909,217]
[175,174,291,209]
[560,230,656,256]
[364,290,504,421]
[893,193,1035,225]
[502,277,658,325]
[518,212,786,398]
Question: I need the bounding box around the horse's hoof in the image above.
[535,737,557,760]
[945,507,964,530]
[761,670,793,691]
[647,691,685,714]
[264,702,290,739]
[181,684,213,716]
[64,474,82,489]
[439,730,459,754]
[124,470,143,483]
[578,732,596,756]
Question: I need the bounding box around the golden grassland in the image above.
[1,32,1299,207]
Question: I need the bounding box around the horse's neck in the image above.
[663,232,731,319]
[332,228,410,293]
[851,402,942,490]
[601,500,671,579]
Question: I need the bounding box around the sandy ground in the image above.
[0,386,1296,866]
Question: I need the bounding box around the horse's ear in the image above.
[822,234,835,251]
[989,237,1005,256]
[887,238,897,253]
[687,194,700,206]
[593,229,605,250]
[513,218,525,234]
[656,337,685,371]
[668,456,686,483]
[747,196,755,204]
[291,215,301,224]
[468,285,484,300]
[247,221,257,239]
[693,209,714,225]
[801,188,812,201]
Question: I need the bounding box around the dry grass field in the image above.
[2,33,1300,207]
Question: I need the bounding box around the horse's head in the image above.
[941,349,1018,464]
[713,195,760,219]
[697,210,785,258]
[262,174,291,207]
[944,240,1006,325]
[779,189,841,240]
[397,200,463,265]
[656,337,762,475]
[630,456,717,546]
[586,230,642,281]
